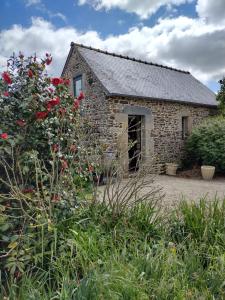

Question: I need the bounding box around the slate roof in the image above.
[63,43,217,107]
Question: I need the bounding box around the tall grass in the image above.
[2,198,225,299]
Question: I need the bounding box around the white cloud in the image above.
[196,0,225,26]
[24,0,67,22]
[78,0,193,19]
[25,0,41,7]
[0,16,224,87]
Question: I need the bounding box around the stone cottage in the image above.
[62,42,217,173]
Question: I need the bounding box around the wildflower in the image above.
[51,77,63,86]
[2,72,12,84]
[0,133,8,139]
[16,119,26,127]
[35,111,48,120]
[77,91,84,101]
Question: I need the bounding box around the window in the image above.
[73,75,82,97]
[182,116,189,139]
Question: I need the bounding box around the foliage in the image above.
[0,53,102,277]
[217,77,225,115]
[184,116,225,172]
[1,198,225,299]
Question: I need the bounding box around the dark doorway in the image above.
[128,115,142,172]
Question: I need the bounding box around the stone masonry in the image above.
[62,45,217,173]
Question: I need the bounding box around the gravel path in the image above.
[155,175,225,207]
[96,175,225,209]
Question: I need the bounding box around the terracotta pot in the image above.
[201,165,215,180]
[166,163,179,176]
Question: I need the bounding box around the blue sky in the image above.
[0,0,225,92]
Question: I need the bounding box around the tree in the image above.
[216,77,225,115]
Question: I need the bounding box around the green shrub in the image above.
[184,116,225,172]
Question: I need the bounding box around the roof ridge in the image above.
[71,42,190,74]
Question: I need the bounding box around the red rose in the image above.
[2,72,12,85]
[0,133,8,139]
[63,79,70,86]
[3,91,9,97]
[35,111,48,120]
[46,57,52,65]
[51,77,63,86]
[16,119,26,127]
[28,69,33,78]
[77,91,84,101]
[47,97,60,111]
[73,100,79,110]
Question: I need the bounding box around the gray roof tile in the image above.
[75,44,217,107]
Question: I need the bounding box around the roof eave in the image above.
[107,93,218,108]
[61,42,75,77]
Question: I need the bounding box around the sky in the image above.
[0,0,225,92]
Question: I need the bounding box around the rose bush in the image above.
[0,53,102,277]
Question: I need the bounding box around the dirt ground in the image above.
[154,175,225,208]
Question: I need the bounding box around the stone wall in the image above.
[63,46,217,173]
[62,46,113,151]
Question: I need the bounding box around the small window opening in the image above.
[182,116,189,139]
[73,75,82,97]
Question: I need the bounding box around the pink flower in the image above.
[16,119,26,127]
[35,111,48,120]
[3,91,9,97]
[2,72,12,85]
[0,133,8,140]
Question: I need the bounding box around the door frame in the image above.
[115,105,154,174]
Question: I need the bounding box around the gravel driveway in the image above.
[155,175,225,207]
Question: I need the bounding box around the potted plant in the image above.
[165,163,179,176]
[201,165,215,180]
